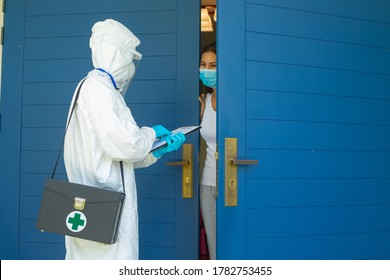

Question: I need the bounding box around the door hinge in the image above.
[2,0,5,13]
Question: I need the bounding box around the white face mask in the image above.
[199,69,217,88]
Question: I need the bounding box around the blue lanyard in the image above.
[96,68,119,90]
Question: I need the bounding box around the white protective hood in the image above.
[90,19,142,93]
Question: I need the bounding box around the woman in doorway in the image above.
[199,41,217,260]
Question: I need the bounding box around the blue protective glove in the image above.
[152,125,172,139]
[152,133,186,158]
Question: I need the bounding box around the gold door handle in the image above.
[225,138,258,207]
[167,161,189,166]
[230,159,258,165]
[166,144,193,199]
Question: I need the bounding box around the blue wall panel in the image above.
[140,223,174,247]
[247,232,390,260]
[246,120,390,151]
[26,0,177,16]
[246,61,390,99]
[246,3,390,48]
[246,178,390,208]
[248,150,390,178]
[247,91,390,125]
[247,0,390,24]
[247,32,390,75]
[19,243,65,260]
[23,82,77,105]
[20,220,64,244]
[25,12,176,37]
[247,205,390,238]
[241,0,390,259]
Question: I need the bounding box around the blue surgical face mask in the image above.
[199,69,217,88]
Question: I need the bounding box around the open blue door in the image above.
[217,0,390,259]
[0,0,200,259]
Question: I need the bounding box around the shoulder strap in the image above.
[65,78,87,132]
[51,78,86,179]
[51,78,125,193]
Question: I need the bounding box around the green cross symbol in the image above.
[68,213,85,231]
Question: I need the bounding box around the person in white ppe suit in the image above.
[64,19,185,260]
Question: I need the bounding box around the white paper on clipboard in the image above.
[150,125,201,152]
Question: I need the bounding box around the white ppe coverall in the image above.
[64,19,157,260]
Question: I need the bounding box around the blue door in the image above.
[217,0,390,259]
[0,0,200,259]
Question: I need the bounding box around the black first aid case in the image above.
[36,179,125,244]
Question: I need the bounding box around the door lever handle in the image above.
[225,138,259,207]
[167,160,189,166]
[230,159,258,165]
[165,144,193,198]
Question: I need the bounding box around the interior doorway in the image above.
[199,0,216,260]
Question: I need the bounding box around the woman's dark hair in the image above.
[200,41,216,93]
[201,41,216,56]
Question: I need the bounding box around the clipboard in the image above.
[151,125,201,152]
